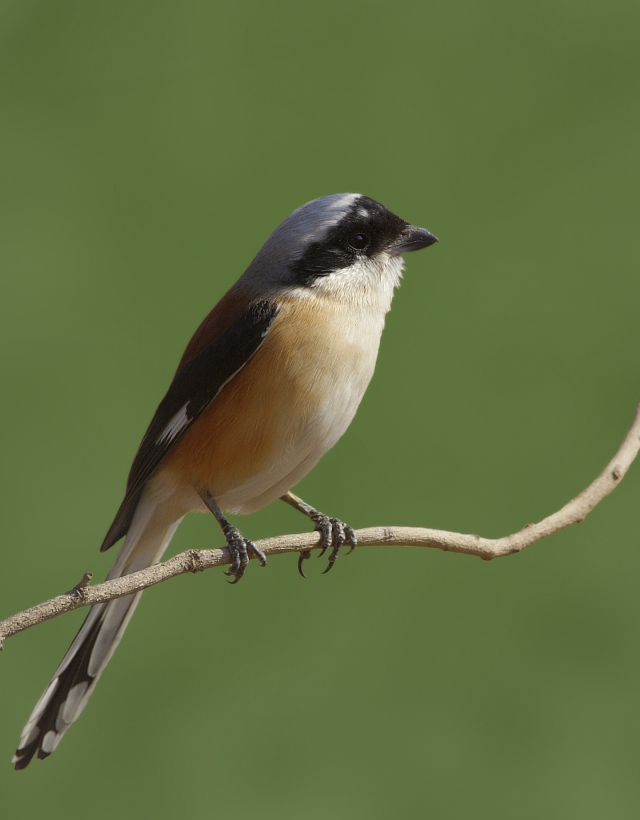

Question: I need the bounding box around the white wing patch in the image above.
[156,403,190,445]
[153,334,272,451]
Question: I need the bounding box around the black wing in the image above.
[100,299,280,551]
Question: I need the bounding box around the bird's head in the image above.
[240,194,437,308]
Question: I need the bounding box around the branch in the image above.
[2,401,639,649]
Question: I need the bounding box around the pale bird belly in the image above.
[218,353,374,513]
[161,296,384,515]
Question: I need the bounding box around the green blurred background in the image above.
[2,1,640,817]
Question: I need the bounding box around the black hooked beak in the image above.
[389,224,438,256]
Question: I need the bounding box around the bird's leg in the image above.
[199,492,267,584]
[280,491,357,576]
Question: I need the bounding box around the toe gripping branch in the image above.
[280,492,357,577]
[201,492,267,584]
[308,512,357,577]
[201,490,356,582]
[221,523,267,584]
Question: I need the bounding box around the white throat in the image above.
[288,253,404,315]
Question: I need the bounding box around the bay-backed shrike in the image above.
[13,194,437,769]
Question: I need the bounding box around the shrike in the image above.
[13,193,437,769]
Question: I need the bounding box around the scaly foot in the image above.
[200,491,267,584]
[222,523,267,584]
[280,491,357,576]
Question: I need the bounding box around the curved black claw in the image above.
[297,549,312,578]
[310,515,357,574]
[223,525,267,584]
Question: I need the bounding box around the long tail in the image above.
[13,498,183,770]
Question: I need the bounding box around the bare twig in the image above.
[1,401,639,649]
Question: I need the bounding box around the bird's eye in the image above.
[348,233,370,251]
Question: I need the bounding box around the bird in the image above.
[13,193,437,769]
